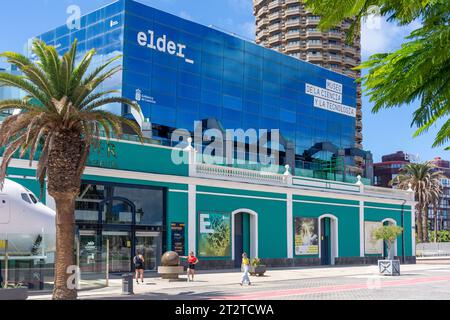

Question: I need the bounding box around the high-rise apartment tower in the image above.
[253,0,363,166]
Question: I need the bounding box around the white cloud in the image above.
[361,17,421,59]
[228,0,253,14]
[214,17,256,41]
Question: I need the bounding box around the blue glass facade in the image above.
[34,0,357,164]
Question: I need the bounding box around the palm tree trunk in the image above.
[422,206,429,242]
[47,130,84,300]
[416,204,423,243]
[52,193,77,300]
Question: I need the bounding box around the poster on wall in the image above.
[295,218,319,255]
[364,221,383,254]
[198,212,231,257]
[171,223,185,256]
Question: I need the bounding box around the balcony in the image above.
[328,43,342,51]
[328,31,342,39]
[344,57,357,66]
[306,53,323,61]
[268,0,283,10]
[285,31,301,40]
[285,19,301,27]
[268,34,283,44]
[257,6,268,16]
[344,46,355,54]
[257,18,269,28]
[355,132,363,141]
[328,54,341,62]
[269,11,283,21]
[305,17,321,25]
[286,44,302,52]
[306,42,323,49]
[306,30,323,37]
[285,8,301,17]
[268,23,281,32]
[256,30,268,41]
[356,108,362,117]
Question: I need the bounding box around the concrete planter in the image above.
[0,288,29,300]
[378,260,400,276]
[250,265,267,276]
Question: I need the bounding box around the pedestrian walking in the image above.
[240,252,251,286]
[181,251,199,282]
[133,252,145,284]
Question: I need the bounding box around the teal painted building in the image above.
[6,137,416,272]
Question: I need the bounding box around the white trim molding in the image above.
[318,214,339,265]
[231,209,259,261]
[359,201,364,257]
[188,184,196,254]
[287,193,293,259]
[382,218,398,257]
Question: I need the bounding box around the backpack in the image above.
[134,255,143,267]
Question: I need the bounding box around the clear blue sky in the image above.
[0,0,447,162]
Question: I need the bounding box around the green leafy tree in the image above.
[430,230,450,242]
[304,0,450,149]
[0,39,142,300]
[391,162,444,242]
[373,225,403,260]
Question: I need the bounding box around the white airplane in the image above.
[0,178,56,256]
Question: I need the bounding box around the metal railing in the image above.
[416,243,450,257]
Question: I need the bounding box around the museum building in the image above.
[2,0,416,276]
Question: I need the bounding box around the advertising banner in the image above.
[364,221,383,254]
[295,218,319,255]
[171,222,186,256]
[198,212,231,257]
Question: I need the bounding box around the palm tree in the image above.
[391,162,444,243]
[0,39,142,300]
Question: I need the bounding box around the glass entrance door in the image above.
[103,231,132,273]
[135,232,161,271]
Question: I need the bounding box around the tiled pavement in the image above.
[28,261,450,300]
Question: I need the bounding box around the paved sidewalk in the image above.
[28,263,450,300]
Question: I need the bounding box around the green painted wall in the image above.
[364,204,413,257]
[293,201,360,258]
[166,191,189,255]
[86,140,189,176]
[196,187,287,260]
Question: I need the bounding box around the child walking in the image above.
[240,252,251,286]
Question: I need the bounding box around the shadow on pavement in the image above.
[82,290,234,300]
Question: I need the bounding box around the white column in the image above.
[359,201,364,257]
[286,193,293,259]
[188,184,196,254]
[411,203,416,257]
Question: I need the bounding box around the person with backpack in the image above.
[133,252,145,284]
[181,251,199,282]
